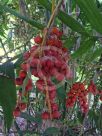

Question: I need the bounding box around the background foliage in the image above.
[0,0,102,135]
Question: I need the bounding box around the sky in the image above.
[98,0,102,3]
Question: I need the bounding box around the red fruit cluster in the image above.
[33,28,70,119]
[36,79,60,119]
[13,87,28,117]
[42,110,60,120]
[15,27,71,119]
[14,70,32,117]
[88,80,102,101]
[66,81,102,114]
[88,80,97,95]
[13,102,27,117]
[22,29,71,81]
[66,82,89,113]
[15,70,32,92]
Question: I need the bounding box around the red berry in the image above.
[55,73,65,81]
[13,107,20,117]
[49,84,56,91]
[51,27,62,38]
[49,90,56,99]
[50,68,58,76]
[72,83,79,90]
[79,83,85,90]
[42,112,50,119]
[19,103,27,111]
[46,59,54,68]
[25,79,32,91]
[52,111,61,119]
[23,51,30,60]
[30,58,40,67]
[34,35,42,44]
[54,59,62,68]
[51,103,58,111]
[21,63,29,71]
[19,70,27,79]
[62,47,67,52]
[36,80,44,92]
[30,45,38,53]
[15,78,23,85]
[38,70,44,79]
[31,69,38,77]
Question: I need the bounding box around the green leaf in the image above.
[14,54,23,68]
[57,85,66,103]
[58,11,87,35]
[64,37,77,49]
[20,112,42,124]
[0,3,44,30]
[0,76,16,129]
[88,47,102,62]
[0,29,5,37]
[0,62,16,129]
[71,37,95,59]
[89,110,102,131]
[0,62,15,78]
[77,112,84,124]
[67,128,77,136]
[37,0,88,35]
[76,0,102,34]
[43,127,60,135]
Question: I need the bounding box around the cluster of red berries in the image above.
[14,27,71,119]
[13,102,27,117]
[33,28,70,119]
[36,79,60,119]
[88,80,102,101]
[22,28,71,81]
[66,82,89,113]
[88,80,97,95]
[13,70,33,117]
[66,81,102,114]
[15,70,32,91]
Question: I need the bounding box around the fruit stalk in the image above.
[40,0,63,56]
[44,77,52,119]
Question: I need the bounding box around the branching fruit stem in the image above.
[40,0,63,119]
